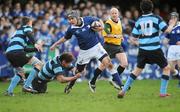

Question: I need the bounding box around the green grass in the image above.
[0,80,180,112]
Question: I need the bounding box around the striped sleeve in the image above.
[24,26,33,33]
[132,22,140,38]
[53,64,64,75]
[158,17,167,32]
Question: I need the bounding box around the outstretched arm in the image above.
[50,37,67,51]
[56,73,81,83]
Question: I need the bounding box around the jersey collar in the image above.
[71,17,84,28]
[142,13,153,16]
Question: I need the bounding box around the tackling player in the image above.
[32,53,80,93]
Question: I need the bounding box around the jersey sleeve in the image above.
[104,23,111,34]
[24,26,33,33]
[132,21,140,38]
[158,16,168,32]
[24,26,35,44]
[64,27,73,40]
[85,16,100,24]
[53,64,64,75]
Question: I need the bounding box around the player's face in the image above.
[62,61,71,68]
[111,10,119,22]
[28,20,33,27]
[169,16,178,25]
[68,17,78,25]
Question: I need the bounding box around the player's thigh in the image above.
[153,49,168,69]
[136,50,147,69]
[76,50,91,65]
[116,52,128,67]
[6,51,31,67]
[32,77,47,93]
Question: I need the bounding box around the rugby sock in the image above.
[160,75,169,94]
[122,73,137,92]
[24,68,39,88]
[90,68,102,85]
[117,65,125,75]
[112,72,123,86]
[68,79,77,89]
[7,74,21,93]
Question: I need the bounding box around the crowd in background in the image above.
[0,0,178,81]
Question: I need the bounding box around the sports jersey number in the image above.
[140,20,153,36]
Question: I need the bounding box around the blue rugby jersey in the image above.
[38,56,74,81]
[132,13,168,50]
[64,16,101,50]
[6,25,33,52]
[166,22,180,45]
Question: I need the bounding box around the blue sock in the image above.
[160,75,169,94]
[122,73,136,92]
[112,72,123,86]
[24,68,38,88]
[7,74,21,93]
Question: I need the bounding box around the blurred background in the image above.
[0,0,179,81]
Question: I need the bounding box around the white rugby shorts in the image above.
[77,43,107,65]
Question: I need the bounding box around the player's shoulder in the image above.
[152,14,163,20]
[83,16,99,22]
[23,25,32,29]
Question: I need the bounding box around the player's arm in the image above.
[91,19,104,32]
[50,37,67,51]
[160,17,177,33]
[56,74,80,83]
[50,27,72,51]
[25,31,43,52]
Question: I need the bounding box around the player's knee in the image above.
[30,57,43,70]
[121,62,128,68]
[163,65,170,72]
[15,67,25,78]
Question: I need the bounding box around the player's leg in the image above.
[116,52,128,75]
[101,56,123,88]
[160,65,171,97]
[118,67,143,98]
[64,64,86,94]
[23,56,43,92]
[168,61,178,76]
[156,49,171,97]
[176,60,180,87]
[95,43,123,88]
[5,67,24,96]
[118,49,146,98]
[89,63,105,85]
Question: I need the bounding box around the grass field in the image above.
[0,79,180,112]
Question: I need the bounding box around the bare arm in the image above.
[56,73,80,83]
[50,37,67,51]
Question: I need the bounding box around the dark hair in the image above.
[22,16,31,25]
[140,0,153,14]
[58,52,74,63]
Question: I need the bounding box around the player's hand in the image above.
[74,73,81,79]
[50,44,56,51]
[35,43,43,52]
